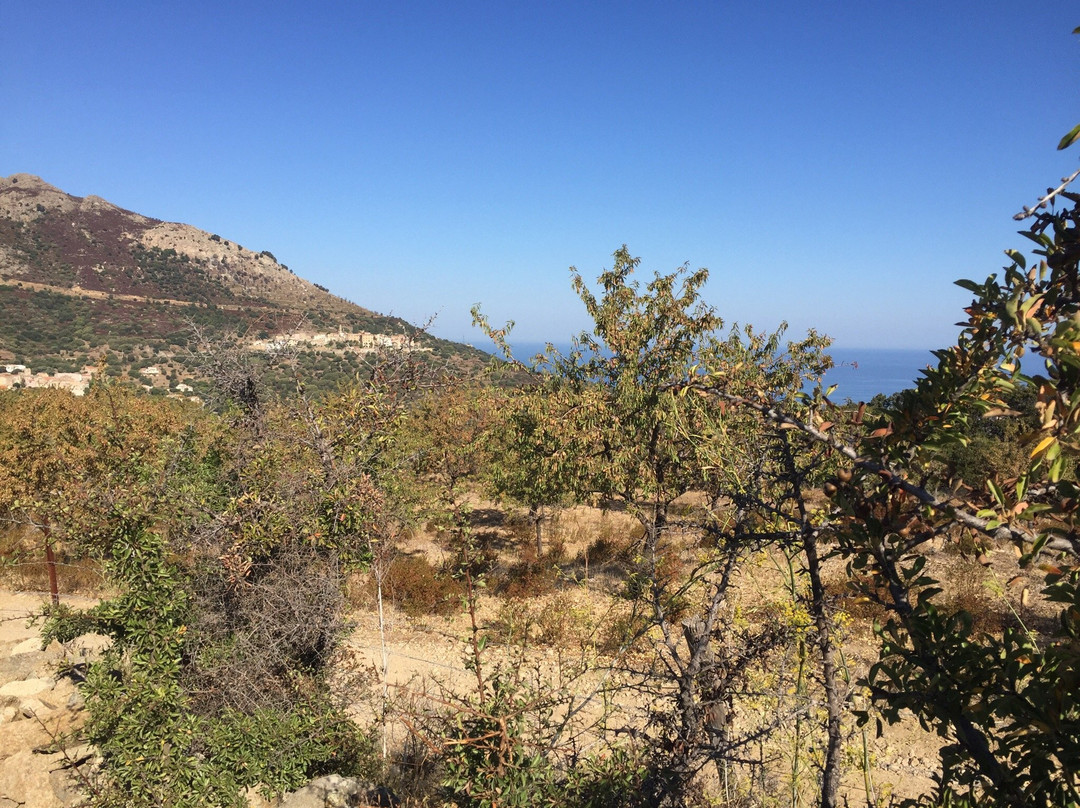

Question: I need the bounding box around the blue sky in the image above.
[3,2,1078,350]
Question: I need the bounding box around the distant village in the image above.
[0,364,95,396]
[0,364,199,399]
[247,328,430,353]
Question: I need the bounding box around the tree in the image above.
[0,383,196,603]
[476,247,837,804]
[677,121,1080,805]
[485,385,579,556]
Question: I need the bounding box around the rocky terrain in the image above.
[0,591,100,808]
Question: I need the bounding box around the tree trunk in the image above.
[533,505,544,558]
[45,539,59,606]
[804,528,842,808]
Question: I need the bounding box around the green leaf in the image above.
[1058,122,1080,151]
[1004,249,1027,270]
[986,478,1006,509]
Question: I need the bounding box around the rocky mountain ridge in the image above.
[0,174,485,388]
[0,173,353,311]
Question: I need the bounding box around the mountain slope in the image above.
[0,173,484,387]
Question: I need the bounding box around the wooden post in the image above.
[45,538,59,606]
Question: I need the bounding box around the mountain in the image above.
[0,173,486,393]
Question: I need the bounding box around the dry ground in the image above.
[0,499,1058,807]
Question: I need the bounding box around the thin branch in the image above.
[1014,168,1080,220]
[689,385,1080,556]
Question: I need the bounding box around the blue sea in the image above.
[506,342,934,403]
[819,348,936,402]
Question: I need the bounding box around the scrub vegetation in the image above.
[3,115,1080,808]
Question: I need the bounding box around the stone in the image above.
[0,716,53,760]
[276,775,387,808]
[0,679,53,699]
[48,757,91,808]
[0,651,49,685]
[10,637,45,656]
[0,749,58,808]
[20,697,58,719]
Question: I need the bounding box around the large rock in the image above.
[0,678,54,699]
[276,775,393,808]
[0,749,59,808]
[47,746,95,808]
[0,651,49,684]
[0,715,55,759]
[10,637,47,656]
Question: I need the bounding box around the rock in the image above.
[49,744,97,806]
[0,678,54,699]
[0,715,53,759]
[48,765,85,807]
[0,651,49,685]
[49,678,75,702]
[10,637,46,656]
[55,745,93,768]
[276,775,392,808]
[21,697,58,719]
[0,749,58,808]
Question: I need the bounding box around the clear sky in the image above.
[3,2,1078,350]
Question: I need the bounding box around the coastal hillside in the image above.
[0,173,485,394]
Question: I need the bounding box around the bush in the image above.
[43,528,375,808]
[497,557,560,599]
[364,554,464,617]
[597,604,653,655]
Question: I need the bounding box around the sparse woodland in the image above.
[3,128,1080,808]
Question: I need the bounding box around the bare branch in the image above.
[1014,168,1080,220]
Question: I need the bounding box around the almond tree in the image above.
[682,121,1080,806]
[484,384,581,556]
[476,247,837,804]
[0,382,196,603]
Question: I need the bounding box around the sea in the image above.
[818,348,936,403]
[504,342,935,403]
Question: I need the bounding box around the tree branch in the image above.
[1014,168,1080,220]
[689,385,1080,557]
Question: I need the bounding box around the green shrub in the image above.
[43,525,375,808]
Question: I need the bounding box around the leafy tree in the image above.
[406,381,498,513]
[484,385,580,555]
[680,119,1080,805]
[0,383,195,602]
[477,247,836,804]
